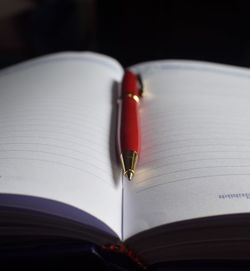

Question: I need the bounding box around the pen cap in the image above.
[122,70,140,96]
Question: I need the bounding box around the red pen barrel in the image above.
[120,95,141,155]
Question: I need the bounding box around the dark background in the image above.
[1,0,250,69]
[1,0,250,270]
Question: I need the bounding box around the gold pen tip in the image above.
[125,171,134,181]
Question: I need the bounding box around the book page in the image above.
[0,52,123,238]
[124,60,250,239]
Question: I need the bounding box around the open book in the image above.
[1,52,250,266]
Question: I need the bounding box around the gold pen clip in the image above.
[136,74,144,98]
[117,73,143,104]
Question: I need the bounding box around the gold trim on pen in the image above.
[120,150,138,180]
[124,93,140,104]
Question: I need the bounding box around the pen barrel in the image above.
[120,95,141,155]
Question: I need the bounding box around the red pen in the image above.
[119,70,142,181]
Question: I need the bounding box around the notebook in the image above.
[1,52,250,267]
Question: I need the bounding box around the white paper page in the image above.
[124,60,250,239]
[0,52,123,237]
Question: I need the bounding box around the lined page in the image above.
[124,60,250,239]
[0,52,123,237]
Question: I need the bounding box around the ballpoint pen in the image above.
[119,70,142,181]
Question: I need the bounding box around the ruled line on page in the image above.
[136,165,250,184]
[0,115,107,131]
[0,157,110,184]
[0,142,110,166]
[136,174,250,193]
[0,125,108,144]
[0,129,107,149]
[0,53,123,78]
[0,135,107,154]
[137,157,250,177]
[132,61,250,79]
[0,149,110,175]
